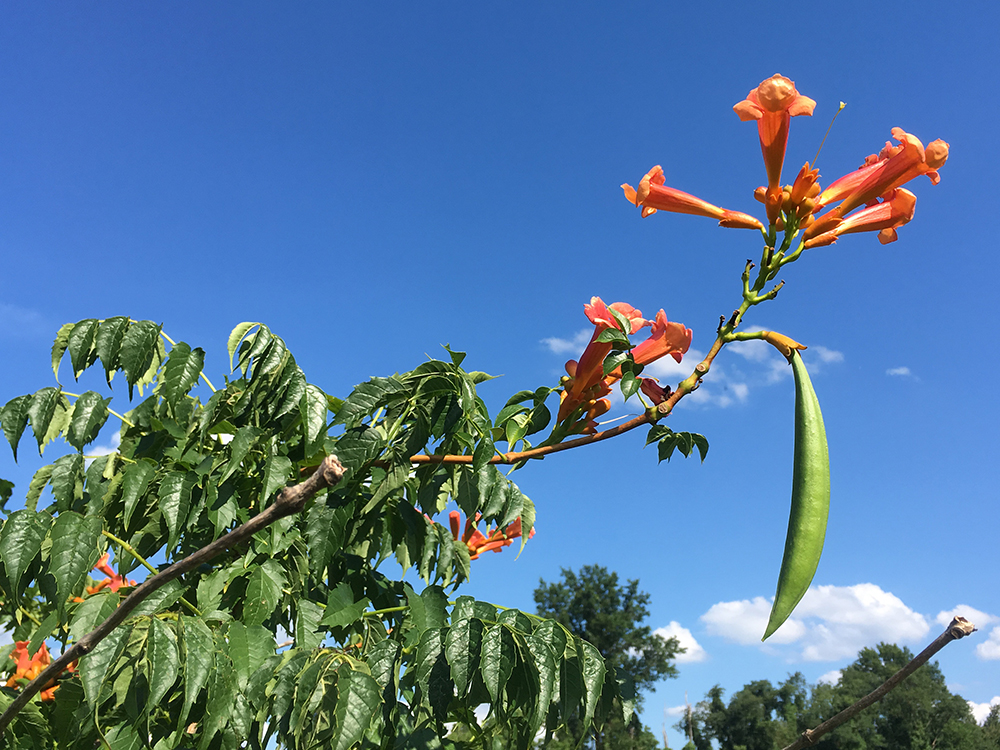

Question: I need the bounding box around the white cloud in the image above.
[701,583,931,662]
[540,329,591,355]
[664,704,688,718]
[969,696,1000,724]
[935,605,997,629]
[886,366,912,377]
[817,669,842,685]
[976,626,1000,661]
[654,621,707,663]
[811,346,844,364]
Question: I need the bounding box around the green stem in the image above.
[18,607,41,627]
[101,530,202,616]
[63,392,136,429]
[364,605,409,618]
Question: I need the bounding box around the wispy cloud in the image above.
[540,329,591,355]
[701,583,931,661]
[935,605,998,629]
[654,621,708,663]
[886,366,919,380]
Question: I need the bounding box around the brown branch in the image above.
[0,455,345,735]
[779,617,978,750]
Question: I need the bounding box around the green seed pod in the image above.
[762,350,830,641]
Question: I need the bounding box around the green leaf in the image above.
[446,612,484,697]
[121,460,155,530]
[25,465,53,511]
[332,377,404,427]
[580,640,607,728]
[1,394,32,460]
[158,471,195,552]
[602,350,630,377]
[331,667,382,750]
[560,639,585,721]
[95,316,130,385]
[119,320,162,398]
[49,452,84,508]
[0,478,12,512]
[162,341,205,409]
[595,327,629,345]
[480,623,515,705]
[80,621,131,706]
[51,322,75,382]
[525,632,558,733]
[180,616,215,725]
[420,585,448,630]
[242,558,285,627]
[321,582,369,629]
[50,511,102,608]
[301,384,329,455]
[147,618,180,710]
[366,639,401,690]
[67,318,99,379]
[227,322,260,371]
[66,391,111,450]
[221,425,260,483]
[69,591,118,641]
[415,627,452,722]
[200,649,237,749]
[472,433,495,473]
[0,509,51,596]
[104,723,142,750]
[295,599,324,650]
[260,454,292,503]
[27,611,59,661]
[620,371,641,400]
[28,387,62,452]
[130,579,185,618]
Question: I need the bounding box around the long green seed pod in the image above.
[763,350,830,641]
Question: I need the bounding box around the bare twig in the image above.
[0,455,345,734]
[779,617,978,750]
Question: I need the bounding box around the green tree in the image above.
[983,705,1000,749]
[534,565,681,749]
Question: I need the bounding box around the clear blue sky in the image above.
[2,3,998,744]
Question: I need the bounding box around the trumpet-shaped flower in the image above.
[805,188,917,248]
[734,75,816,195]
[5,642,69,701]
[812,128,948,218]
[631,309,693,367]
[75,553,136,600]
[622,166,763,230]
[558,297,650,423]
[448,511,535,560]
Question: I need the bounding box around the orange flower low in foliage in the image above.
[5,642,74,701]
[448,511,535,560]
[83,553,136,597]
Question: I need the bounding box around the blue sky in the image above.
[2,3,998,745]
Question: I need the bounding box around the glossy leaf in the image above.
[180,616,215,725]
[158,471,194,552]
[446,612,484,697]
[121,460,155,529]
[0,509,51,596]
[80,622,131,707]
[147,618,180,710]
[162,341,205,409]
[1,394,32,460]
[301,384,329,456]
[119,320,162,398]
[95,316,130,384]
[50,511,102,608]
[67,318,99,379]
[332,666,382,750]
[243,559,286,627]
[481,623,515,705]
[66,390,111,450]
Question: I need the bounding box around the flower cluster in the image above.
[557,297,691,431]
[5,642,73,701]
[448,511,535,560]
[623,74,948,248]
[73,553,136,602]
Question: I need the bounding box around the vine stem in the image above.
[779,617,977,750]
[0,455,346,734]
[100,530,201,616]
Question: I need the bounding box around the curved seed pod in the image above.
[763,350,830,641]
